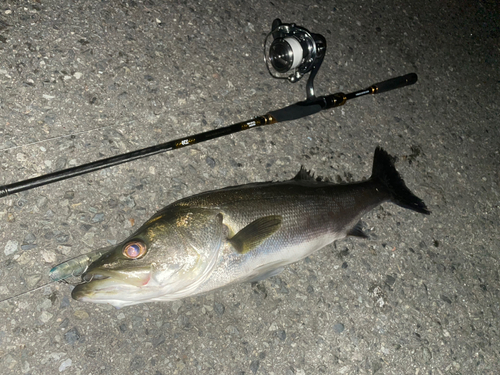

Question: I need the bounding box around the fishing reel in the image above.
[264,19,326,100]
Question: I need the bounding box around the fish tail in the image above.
[371,147,430,215]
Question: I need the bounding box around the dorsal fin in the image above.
[293,166,315,181]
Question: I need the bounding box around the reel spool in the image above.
[264,19,326,100]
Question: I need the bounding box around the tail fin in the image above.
[371,147,430,215]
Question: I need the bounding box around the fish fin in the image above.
[293,166,315,181]
[371,147,431,215]
[293,166,327,182]
[229,215,282,254]
[347,221,369,238]
[245,267,284,282]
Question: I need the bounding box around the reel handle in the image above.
[372,73,418,94]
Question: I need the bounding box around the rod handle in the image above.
[267,102,323,122]
[372,73,418,94]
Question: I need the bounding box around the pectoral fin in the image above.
[229,215,282,254]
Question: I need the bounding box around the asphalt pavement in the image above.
[0,0,498,374]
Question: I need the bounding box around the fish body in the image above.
[58,148,429,308]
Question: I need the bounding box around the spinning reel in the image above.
[264,19,327,100]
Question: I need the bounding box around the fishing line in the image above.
[0,280,59,304]
[0,95,229,153]
[0,123,120,152]
[0,272,92,304]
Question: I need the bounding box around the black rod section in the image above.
[344,73,418,101]
[0,115,275,197]
[0,73,417,198]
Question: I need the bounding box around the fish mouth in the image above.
[71,267,152,305]
[82,272,110,282]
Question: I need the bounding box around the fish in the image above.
[51,147,430,308]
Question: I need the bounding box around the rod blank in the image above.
[0,73,418,198]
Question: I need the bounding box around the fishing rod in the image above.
[0,19,417,198]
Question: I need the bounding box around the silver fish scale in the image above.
[172,180,388,294]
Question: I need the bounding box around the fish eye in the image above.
[123,241,147,259]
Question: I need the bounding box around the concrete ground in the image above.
[0,0,498,374]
